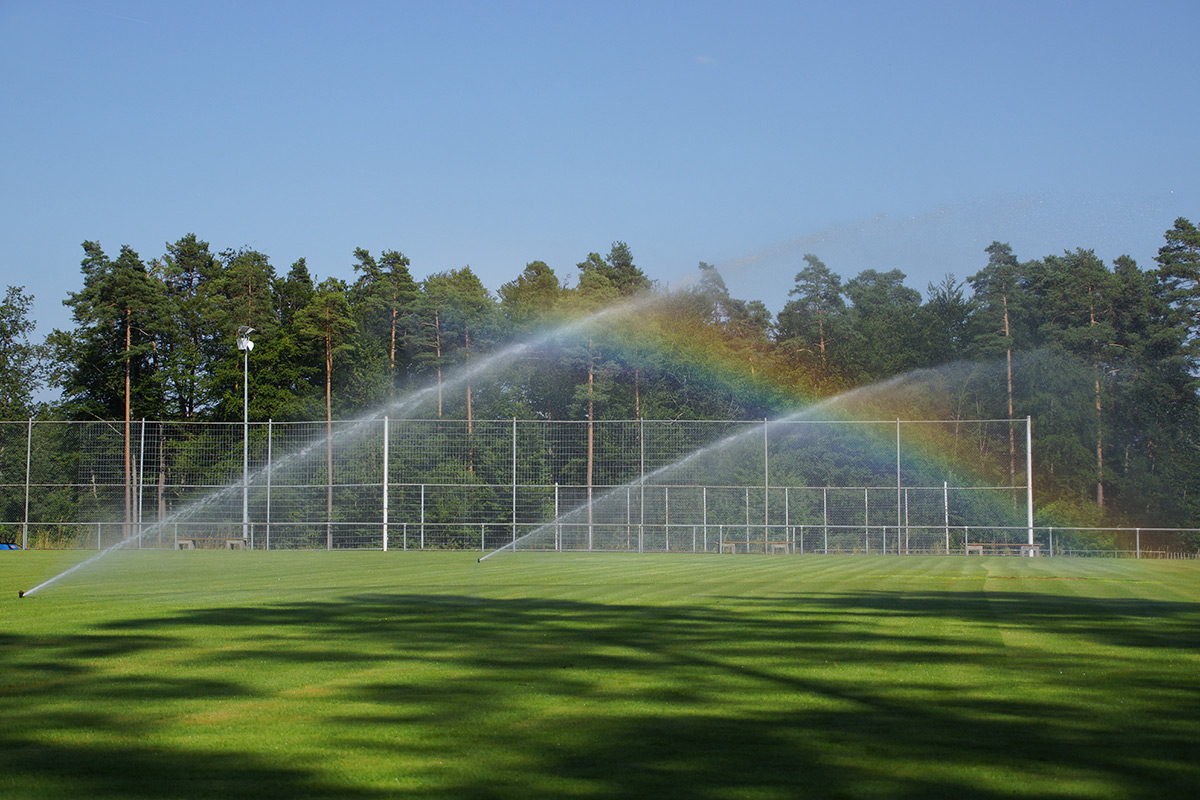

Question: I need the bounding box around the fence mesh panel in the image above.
[1,417,1196,556]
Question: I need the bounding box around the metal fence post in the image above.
[944,481,950,553]
[1026,416,1035,545]
[896,418,902,553]
[763,419,770,536]
[745,488,751,549]
[864,487,869,554]
[823,487,828,554]
[266,419,273,550]
[382,417,389,552]
[23,418,32,550]
[511,417,517,545]
[639,418,645,550]
[665,486,670,551]
[626,487,632,551]
[137,419,145,549]
[785,487,790,551]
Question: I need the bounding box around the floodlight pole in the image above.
[1026,416,1034,546]
[237,326,256,543]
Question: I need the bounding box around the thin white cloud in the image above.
[695,55,717,65]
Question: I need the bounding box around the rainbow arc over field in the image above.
[520,296,1031,501]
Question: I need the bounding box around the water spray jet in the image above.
[18,291,680,595]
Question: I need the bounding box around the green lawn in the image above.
[2,551,1197,799]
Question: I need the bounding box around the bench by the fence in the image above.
[720,540,793,554]
[177,537,248,550]
[965,542,1040,557]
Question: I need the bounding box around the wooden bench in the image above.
[965,542,1040,557]
[177,537,248,550]
[720,541,793,554]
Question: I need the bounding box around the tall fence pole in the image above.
[22,418,32,550]
[763,419,770,535]
[639,418,645,548]
[1026,416,1035,546]
[511,418,517,545]
[896,419,902,550]
[745,488,751,549]
[944,481,950,552]
[242,353,250,543]
[137,419,145,548]
[382,417,389,552]
[266,420,273,550]
[785,487,790,550]
[864,487,869,554]
[823,487,828,554]
[665,486,671,551]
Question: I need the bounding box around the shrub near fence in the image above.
[1,418,1196,556]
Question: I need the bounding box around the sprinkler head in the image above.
[18,590,25,598]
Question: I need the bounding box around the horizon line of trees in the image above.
[1,218,1199,528]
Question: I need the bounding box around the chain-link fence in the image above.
[1,417,1196,557]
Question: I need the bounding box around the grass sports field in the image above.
[2,551,1197,799]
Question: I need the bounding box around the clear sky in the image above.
[2,0,1197,341]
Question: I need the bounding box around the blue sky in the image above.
[2,0,1197,340]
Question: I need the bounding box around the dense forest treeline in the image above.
[1,218,1199,528]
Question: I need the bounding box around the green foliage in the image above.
[21,220,1200,528]
[55,242,165,421]
[576,241,651,298]
[0,285,43,417]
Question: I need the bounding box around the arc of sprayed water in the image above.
[20,540,128,597]
[476,374,912,562]
[17,292,680,597]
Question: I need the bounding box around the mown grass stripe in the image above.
[1,550,1197,799]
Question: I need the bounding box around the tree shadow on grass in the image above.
[787,590,1200,651]
[2,589,1198,798]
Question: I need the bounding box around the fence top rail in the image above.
[2,416,1027,426]
[383,482,1030,492]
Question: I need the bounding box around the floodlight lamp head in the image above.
[236,326,256,352]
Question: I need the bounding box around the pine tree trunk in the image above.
[389,302,398,399]
[818,305,826,359]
